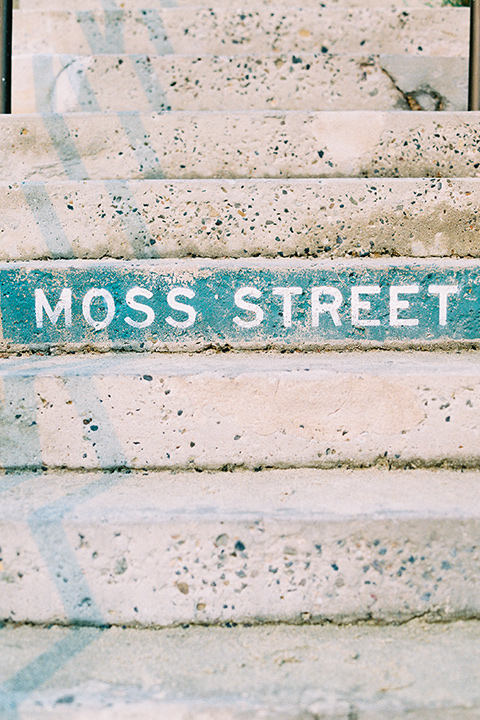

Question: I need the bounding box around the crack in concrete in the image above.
[1,455,480,474]
[379,63,446,111]
[2,609,480,632]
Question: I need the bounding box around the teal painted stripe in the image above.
[1,260,479,347]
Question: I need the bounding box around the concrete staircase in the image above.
[2,0,480,717]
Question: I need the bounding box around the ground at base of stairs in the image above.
[1,621,480,719]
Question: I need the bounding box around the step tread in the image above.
[3,467,480,519]
[12,7,468,57]
[2,622,480,718]
[13,53,468,113]
[2,110,480,182]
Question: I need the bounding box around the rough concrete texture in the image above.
[12,8,468,57]
[2,468,480,626]
[4,111,480,182]
[0,178,478,260]
[17,0,451,9]
[2,621,480,718]
[0,352,477,470]
[380,54,468,111]
[13,53,468,114]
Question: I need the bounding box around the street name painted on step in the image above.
[1,260,479,349]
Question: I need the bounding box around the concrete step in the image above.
[3,620,480,719]
[0,351,477,470]
[13,53,467,114]
[4,111,480,182]
[12,7,468,57]
[1,257,479,351]
[1,468,480,627]
[0,178,477,261]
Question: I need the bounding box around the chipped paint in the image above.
[0,259,479,350]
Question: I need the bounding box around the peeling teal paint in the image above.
[0,259,479,348]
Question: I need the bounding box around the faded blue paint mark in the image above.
[104,180,159,256]
[0,472,42,494]
[32,54,101,114]
[76,10,125,54]
[60,55,102,112]
[32,55,56,114]
[0,378,43,468]
[40,114,89,181]
[139,9,175,55]
[22,184,75,259]
[65,377,128,468]
[118,111,166,179]
[27,472,128,625]
[0,628,103,718]
[132,56,170,111]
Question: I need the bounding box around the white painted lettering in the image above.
[233,287,264,328]
[389,285,419,327]
[82,288,116,330]
[35,288,72,329]
[125,286,155,328]
[428,284,459,326]
[166,288,197,329]
[311,286,343,327]
[272,286,303,327]
[351,285,381,327]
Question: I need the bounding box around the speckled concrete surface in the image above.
[17,0,451,9]
[3,111,480,182]
[13,53,468,114]
[2,621,480,718]
[3,0,480,713]
[0,178,478,260]
[0,352,477,470]
[12,7,468,57]
[1,468,480,626]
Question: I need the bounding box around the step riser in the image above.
[4,112,480,182]
[2,515,479,626]
[0,353,477,471]
[13,54,467,114]
[0,179,477,261]
[13,9,468,57]
[1,259,479,351]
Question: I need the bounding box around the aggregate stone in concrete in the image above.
[13,7,468,57]
[14,52,467,114]
[3,111,480,182]
[1,468,480,626]
[17,0,451,9]
[0,352,477,470]
[0,178,478,260]
[2,621,480,718]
